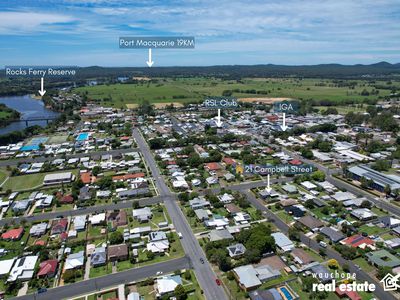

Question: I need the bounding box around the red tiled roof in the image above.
[51,219,68,234]
[341,234,374,248]
[112,173,145,181]
[205,162,221,171]
[223,157,236,166]
[335,287,361,300]
[120,136,130,141]
[1,227,24,240]
[80,172,92,184]
[35,240,46,246]
[289,159,302,165]
[60,194,74,204]
[37,259,58,277]
[267,115,279,122]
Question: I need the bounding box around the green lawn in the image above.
[116,259,134,272]
[89,263,112,278]
[352,257,376,273]
[358,224,387,236]
[74,77,396,108]
[3,169,79,191]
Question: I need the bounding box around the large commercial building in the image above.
[348,165,400,193]
[43,172,75,185]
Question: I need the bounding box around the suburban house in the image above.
[156,275,183,296]
[366,249,400,268]
[271,232,295,252]
[2,227,24,241]
[108,244,129,262]
[233,264,280,291]
[108,210,127,227]
[64,251,85,270]
[350,208,377,221]
[227,243,246,258]
[29,223,48,237]
[91,247,107,267]
[37,259,58,278]
[320,227,345,243]
[341,234,375,250]
[8,255,38,282]
[51,218,68,235]
[297,215,324,232]
[73,215,87,231]
[132,207,152,223]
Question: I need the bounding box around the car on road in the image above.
[178,232,183,239]
[200,258,204,264]
[156,271,163,275]
[215,278,221,286]
[37,288,47,294]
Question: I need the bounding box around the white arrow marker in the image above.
[146,48,154,67]
[281,112,288,131]
[216,109,222,127]
[266,174,272,193]
[38,77,46,97]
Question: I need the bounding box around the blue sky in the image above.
[0,0,399,67]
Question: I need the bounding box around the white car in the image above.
[156,271,163,275]
[178,232,183,239]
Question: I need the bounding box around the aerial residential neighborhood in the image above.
[1,1,400,300]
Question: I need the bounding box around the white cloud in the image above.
[0,11,75,34]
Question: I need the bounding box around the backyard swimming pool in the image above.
[279,286,294,300]
[76,132,89,141]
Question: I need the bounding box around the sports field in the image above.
[74,77,398,108]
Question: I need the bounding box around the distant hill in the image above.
[2,62,400,79]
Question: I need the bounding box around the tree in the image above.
[174,284,187,300]
[311,170,325,182]
[327,259,339,269]
[288,227,300,241]
[360,200,372,209]
[377,266,392,280]
[146,251,155,260]
[304,199,315,209]
[109,231,123,245]
[302,276,318,292]
[92,166,101,176]
[360,176,369,189]
[384,184,391,196]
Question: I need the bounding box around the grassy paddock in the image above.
[74,77,397,108]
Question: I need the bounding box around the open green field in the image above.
[3,169,79,191]
[74,77,398,108]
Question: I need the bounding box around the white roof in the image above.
[89,213,106,225]
[0,258,15,276]
[156,275,182,295]
[8,256,38,282]
[147,240,170,253]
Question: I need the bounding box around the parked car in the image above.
[319,241,327,248]
[37,288,47,294]
[216,279,221,286]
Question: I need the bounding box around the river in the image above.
[0,95,60,135]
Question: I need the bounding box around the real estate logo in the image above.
[380,273,400,291]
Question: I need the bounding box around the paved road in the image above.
[282,148,400,217]
[13,256,190,300]
[133,128,228,300]
[207,177,292,194]
[0,148,139,167]
[240,190,393,300]
[0,196,162,226]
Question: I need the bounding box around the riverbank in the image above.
[0,103,20,128]
[0,95,60,135]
